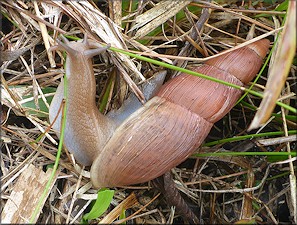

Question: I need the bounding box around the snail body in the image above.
[49,36,116,166]
[49,36,270,188]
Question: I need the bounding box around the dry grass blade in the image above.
[108,0,122,26]
[1,164,58,223]
[99,192,138,224]
[249,0,296,130]
[131,0,191,39]
[33,1,56,68]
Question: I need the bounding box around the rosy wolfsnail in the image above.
[49,35,270,188]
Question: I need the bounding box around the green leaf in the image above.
[82,188,114,222]
[6,85,56,117]
[274,0,288,12]
[267,154,291,163]
[119,208,126,224]
[22,89,55,117]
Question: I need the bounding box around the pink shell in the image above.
[91,39,270,187]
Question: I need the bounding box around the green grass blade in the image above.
[204,130,297,147]
[108,46,296,114]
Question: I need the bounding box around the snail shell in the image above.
[48,37,269,188]
[90,39,270,188]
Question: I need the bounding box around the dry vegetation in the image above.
[1,0,296,224]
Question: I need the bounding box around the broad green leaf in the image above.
[3,86,56,118]
[21,87,56,117]
[82,188,114,223]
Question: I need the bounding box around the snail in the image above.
[49,35,270,188]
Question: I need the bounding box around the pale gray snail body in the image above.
[49,36,270,188]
